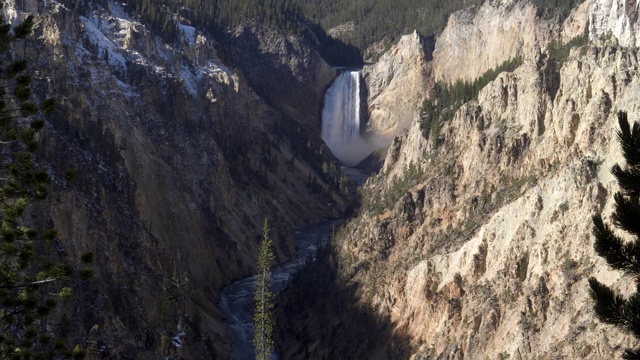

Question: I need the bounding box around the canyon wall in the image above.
[433,0,549,84]
[591,0,640,47]
[363,31,432,136]
[281,0,640,358]
[4,0,345,358]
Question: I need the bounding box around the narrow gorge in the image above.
[2,0,348,358]
[3,0,640,359]
[280,0,640,359]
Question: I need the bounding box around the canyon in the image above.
[280,0,640,359]
[4,0,640,358]
[4,0,348,358]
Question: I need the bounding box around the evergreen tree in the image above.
[589,111,640,360]
[0,15,91,359]
[253,218,275,360]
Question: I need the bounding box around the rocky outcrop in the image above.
[327,21,356,39]
[363,31,432,136]
[281,0,640,359]
[352,53,628,360]
[433,0,550,84]
[5,1,346,358]
[591,0,640,46]
[227,24,336,131]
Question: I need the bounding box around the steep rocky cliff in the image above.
[226,24,336,131]
[280,0,640,358]
[363,31,433,136]
[433,0,550,84]
[4,0,345,358]
[591,0,640,47]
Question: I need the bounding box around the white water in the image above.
[321,71,371,165]
[218,221,337,360]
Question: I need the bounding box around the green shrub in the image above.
[548,26,589,62]
[420,57,523,140]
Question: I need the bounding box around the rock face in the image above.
[280,0,640,359]
[363,31,432,136]
[433,0,547,84]
[591,0,640,47]
[227,24,336,131]
[4,1,345,358]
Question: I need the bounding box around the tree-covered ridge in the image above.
[61,0,476,64]
[60,0,362,65]
[59,0,586,65]
[62,0,303,40]
[296,0,483,57]
[294,0,583,58]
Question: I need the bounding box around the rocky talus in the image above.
[280,0,640,358]
[4,0,346,358]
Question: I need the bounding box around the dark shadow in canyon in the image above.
[275,235,412,359]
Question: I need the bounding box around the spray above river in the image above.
[321,70,374,166]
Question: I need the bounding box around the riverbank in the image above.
[218,221,338,359]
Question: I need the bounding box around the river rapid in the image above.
[218,221,337,359]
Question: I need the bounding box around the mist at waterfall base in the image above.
[321,71,378,166]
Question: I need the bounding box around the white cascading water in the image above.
[321,71,363,165]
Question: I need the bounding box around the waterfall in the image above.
[321,71,363,165]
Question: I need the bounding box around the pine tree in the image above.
[589,111,640,360]
[253,218,275,360]
[0,15,91,359]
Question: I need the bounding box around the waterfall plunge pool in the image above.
[321,70,373,166]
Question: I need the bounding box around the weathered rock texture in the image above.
[363,31,432,136]
[4,0,345,358]
[281,0,640,358]
[227,24,336,131]
[433,0,549,84]
[591,0,640,47]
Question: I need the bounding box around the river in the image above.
[218,220,337,360]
